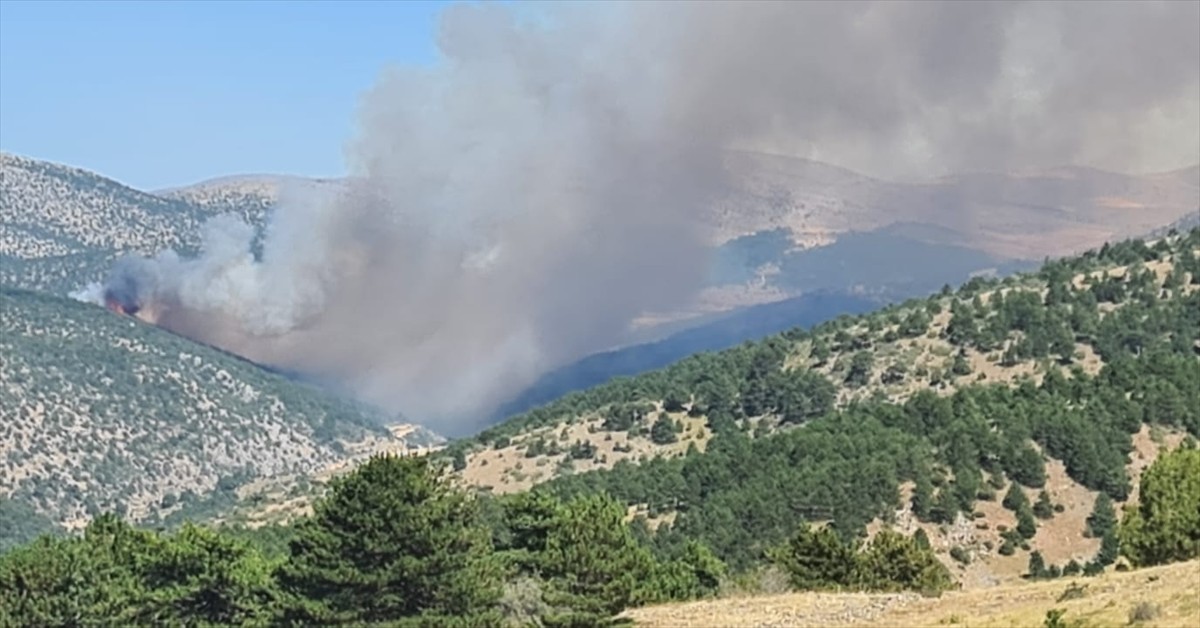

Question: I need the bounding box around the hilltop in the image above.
[0,286,440,546]
[0,152,272,294]
[154,173,344,221]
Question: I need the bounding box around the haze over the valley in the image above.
[75,1,1199,433]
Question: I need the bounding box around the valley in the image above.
[150,227,1200,602]
[3,2,1199,624]
[1,152,1198,626]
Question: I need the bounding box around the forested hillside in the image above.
[448,228,1199,481]
[439,227,1200,575]
[0,287,403,542]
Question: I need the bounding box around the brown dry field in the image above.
[623,559,1200,628]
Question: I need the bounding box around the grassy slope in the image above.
[623,559,1200,627]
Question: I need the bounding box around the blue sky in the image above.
[0,0,455,190]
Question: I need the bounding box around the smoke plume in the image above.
[83,1,1199,434]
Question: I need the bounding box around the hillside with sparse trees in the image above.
[0,152,273,294]
[0,285,439,543]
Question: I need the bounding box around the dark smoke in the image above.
[75,1,1199,434]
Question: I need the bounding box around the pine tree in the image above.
[911,474,934,521]
[810,339,831,366]
[538,493,658,625]
[662,388,688,413]
[274,454,501,625]
[1096,530,1120,566]
[912,528,932,550]
[0,515,278,627]
[951,351,973,376]
[853,530,954,594]
[133,524,279,626]
[1026,550,1047,579]
[1017,505,1038,540]
[845,351,875,387]
[498,491,563,574]
[1119,447,1200,566]
[1003,483,1029,512]
[1086,493,1116,538]
[650,415,680,445]
[1033,491,1055,519]
[771,523,857,590]
[640,540,726,604]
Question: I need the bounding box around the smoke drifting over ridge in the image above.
[82,1,1199,433]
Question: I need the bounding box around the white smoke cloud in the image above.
[87,1,1199,434]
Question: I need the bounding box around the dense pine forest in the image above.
[2,228,1199,626]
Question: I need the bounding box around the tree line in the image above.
[0,453,965,626]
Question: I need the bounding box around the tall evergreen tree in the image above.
[771,523,857,590]
[853,530,954,594]
[274,454,501,625]
[1026,550,1047,579]
[1119,447,1200,567]
[1086,493,1116,538]
[1033,491,1055,519]
[1016,505,1039,540]
[537,494,657,626]
[1002,483,1029,512]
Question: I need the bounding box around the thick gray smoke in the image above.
[82,1,1199,433]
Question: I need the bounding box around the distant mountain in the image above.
[0,286,436,535]
[714,150,1200,259]
[5,149,1195,307]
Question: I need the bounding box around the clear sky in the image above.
[0,0,453,190]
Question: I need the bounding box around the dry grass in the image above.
[457,409,711,494]
[624,559,1200,627]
